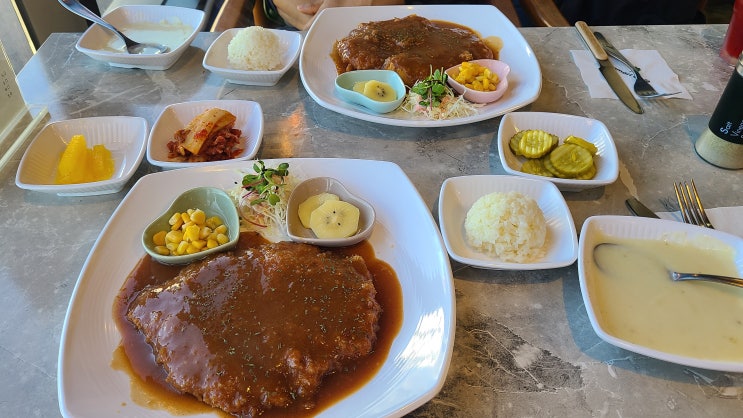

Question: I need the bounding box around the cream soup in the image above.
[589,233,743,361]
[103,20,192,53]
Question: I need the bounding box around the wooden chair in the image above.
[518,0,570,26]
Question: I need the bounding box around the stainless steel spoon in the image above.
[593,243,743,288]
[58,0,169,55]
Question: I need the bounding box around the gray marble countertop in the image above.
[2,24,743,417]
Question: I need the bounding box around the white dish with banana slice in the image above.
[286,176,375,246]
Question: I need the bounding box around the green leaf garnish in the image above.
[241,160,289,206]
[410,67,450,108]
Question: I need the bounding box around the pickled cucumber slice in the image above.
[542,154,570,178]
[548,143,594,177]
[518,129,558,158]
[564,135,598,155]
[520,158,554,177]
[572,162,597,180]
[508,131,525,156]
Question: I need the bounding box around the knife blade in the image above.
[575,21,643,114]
[625,198,659,218]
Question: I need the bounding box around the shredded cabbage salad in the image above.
[227,161,295,242]
[401,67,480,120]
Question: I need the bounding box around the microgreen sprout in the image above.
[410,67,451,108]
[241,160,290,206]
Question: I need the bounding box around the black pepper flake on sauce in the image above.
[113,231,402,417]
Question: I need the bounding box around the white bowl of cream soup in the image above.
[76,5,205,70]
[578,215,743,372]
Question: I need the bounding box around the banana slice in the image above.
[362,80,396,102]
[309,200,360,239]
[298,192,340,228]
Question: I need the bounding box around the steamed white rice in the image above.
[464,191,547,262]
[227,27,282,70]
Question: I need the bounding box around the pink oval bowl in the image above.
[445,59,510,104]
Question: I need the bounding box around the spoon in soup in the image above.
[58,0,169,54]
[593,242,743,288]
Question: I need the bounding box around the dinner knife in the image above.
[575,21,643,114]
[625,198,659,218]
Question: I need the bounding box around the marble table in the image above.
[2,23,743,417]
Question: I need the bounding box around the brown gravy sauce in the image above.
[112,232,403,417]
[331,15,502,86]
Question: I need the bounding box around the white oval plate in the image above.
[299,5,541,127]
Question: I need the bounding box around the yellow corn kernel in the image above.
[205,216,223,229]
[207,238,219,249]
[154,245,170,256]
[199,226,213,240]
[152,230,167,246]
[176,241,189,255]
[216,233,229,245]
[190,239,206,250]
[180,212,190,224]
[165,230,184,243]
[182,221,195,232]
[170,214,184,230]
[185,243,200,254]
[190,209,206,225]
[166,242,178,253]
[214,224,228,235]
[183,224,200,242]
[168,212,181,226]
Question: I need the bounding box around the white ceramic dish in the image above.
[202,28,302,86]
[438,175,578,270]
[299,5,541,127]
[286,176,376,246]
[578,215,743,372]
[58,158,454,418]
[15,116,147,196]
[445,59,510,104]
[75,5,205,70]
[498,112,619,192]
[146,99,263,170]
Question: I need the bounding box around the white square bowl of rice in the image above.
[203,28,302,86]
[438,175,578,270]
[498,112,619,192]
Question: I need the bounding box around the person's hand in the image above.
[273,0,404,31]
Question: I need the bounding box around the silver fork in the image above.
[674,179,715,228]
[594,32,681,98]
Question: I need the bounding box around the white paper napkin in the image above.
[571,49,692,100]
[658,207,743,237]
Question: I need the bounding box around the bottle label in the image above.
[708,68,743,145]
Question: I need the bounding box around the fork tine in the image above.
[674,182,694,224]
[688,179,715,228]
[674,180,715,228]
